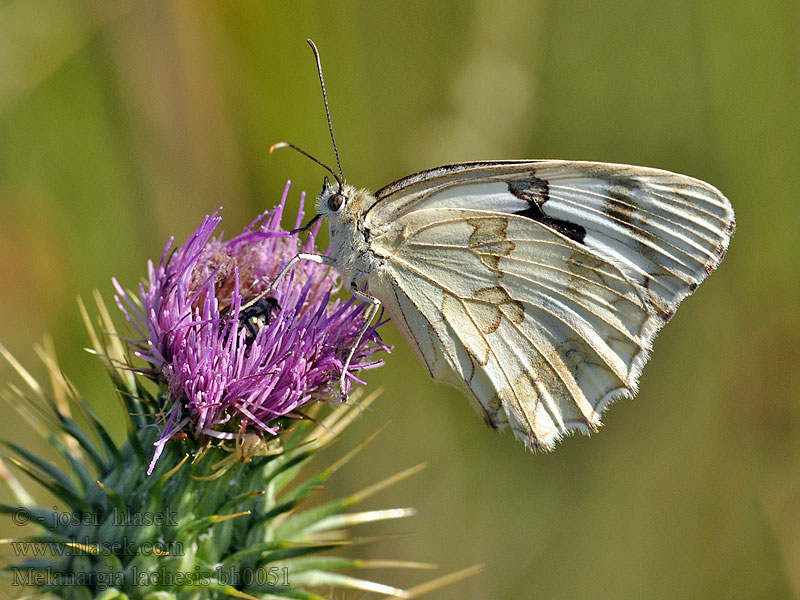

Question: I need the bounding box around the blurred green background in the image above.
[1,1,798,598]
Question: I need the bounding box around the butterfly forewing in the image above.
[363,161,734,448]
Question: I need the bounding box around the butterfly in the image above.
[262,40,735,451]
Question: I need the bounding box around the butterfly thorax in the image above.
[317,182,384,291]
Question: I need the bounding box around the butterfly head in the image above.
[316,175,363,222]
[317,175,343,213]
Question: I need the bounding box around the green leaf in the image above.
[53,412,107,474]
[1,457,90,513]
[48,432,95,493]
[275,464,425,540]
[220,541,342,568]
[287,570,410,598]
[0,439,78,496]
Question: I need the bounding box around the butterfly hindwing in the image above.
[370,207,659,447]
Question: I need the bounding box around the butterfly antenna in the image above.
[269,141,342,187]
[306,38,344,185]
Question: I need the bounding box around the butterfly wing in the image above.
[365,161,734,448]
[370,161,735,318]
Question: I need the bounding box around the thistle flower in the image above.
[0,184,480,599]
[114,182,388,473]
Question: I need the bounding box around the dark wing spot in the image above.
[604,179,651,236]
[527,214,587,245]
[508,175,550,206]
[604,180,661,266]
[509,174,586,244]
[604,185,637,230]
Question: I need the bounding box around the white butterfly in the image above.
[263,40,735,451]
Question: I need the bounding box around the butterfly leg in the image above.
[339,284,381,400]
[241,253,335,311]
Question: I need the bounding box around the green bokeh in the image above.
[1,2,798,598]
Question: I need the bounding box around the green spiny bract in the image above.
[0,296,428,600]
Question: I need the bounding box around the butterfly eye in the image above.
[327,193,344,212]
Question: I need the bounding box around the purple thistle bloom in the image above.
[114,182,389,473]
